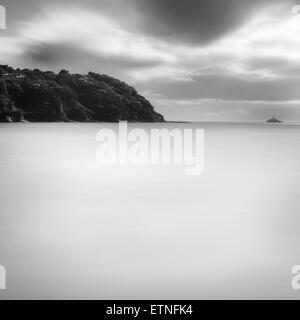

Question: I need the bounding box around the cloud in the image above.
[22,8,175,63]
[131,6,300,104]
[22,42,170,79]
[137,74,300,102]
[0,6,176,77]
[129,0,293,44]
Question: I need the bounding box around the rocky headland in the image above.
[0,65,164,123]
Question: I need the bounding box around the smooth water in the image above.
[0,123,300,299]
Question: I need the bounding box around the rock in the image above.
[0,68,24,122]
[0,65,165,123]
[266,116,282,123]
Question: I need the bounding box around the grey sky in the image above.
[0,0,299,121]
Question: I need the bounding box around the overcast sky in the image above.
[1,0,300,121]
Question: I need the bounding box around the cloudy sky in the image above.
[1,0,300,121]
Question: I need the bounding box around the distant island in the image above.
[0,65,164,123]
[266,116,283,124]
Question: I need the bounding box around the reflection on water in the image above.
[0,123,300,299]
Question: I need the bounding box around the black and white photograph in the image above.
[1,0,300,306]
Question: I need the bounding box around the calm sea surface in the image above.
[0,123,300,299]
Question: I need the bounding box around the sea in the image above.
[0,122,300,299]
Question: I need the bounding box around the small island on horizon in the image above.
[266,116,283,124]
[0,65,164,123]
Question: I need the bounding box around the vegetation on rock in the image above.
[0,65,164,123]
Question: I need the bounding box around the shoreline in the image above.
[1,120,300,125]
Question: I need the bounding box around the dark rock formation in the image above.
[0,68,24,122]
[0,65,164,122]
[266,116,282,123]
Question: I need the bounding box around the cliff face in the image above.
[0,65,164,122]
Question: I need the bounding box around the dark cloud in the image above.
[130,0,293,44]
[21,41,162,79]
